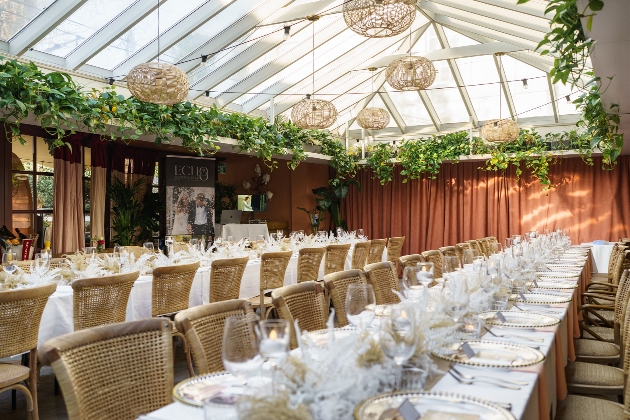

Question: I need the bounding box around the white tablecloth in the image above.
[221,224,269,241]
[38,245,386,349]
[581,242,614,273]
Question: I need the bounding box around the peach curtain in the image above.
[90,137,108,241]
[342,156,630,255]
[53,134,85,254]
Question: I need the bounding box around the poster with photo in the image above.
[165,156,216,238]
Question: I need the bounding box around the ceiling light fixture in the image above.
[522,78,528,89]
[283,25,291,40]
[201,55,208,67]
[292,16,337,129]
[386,26,436,91]
[127,0,189,105]
[357,67,390,130]
[481,53,519,143]
[108,78,114,85]
[566,95,571,103]
[344,0,416,38]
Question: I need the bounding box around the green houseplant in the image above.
[214,181,238,224]
[107,177,146,246]
[312,179,361,231]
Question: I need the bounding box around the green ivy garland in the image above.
[366,142,396,185]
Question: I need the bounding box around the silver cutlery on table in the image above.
[448,370,521,390]
[483,326,545,342]
[450,365,529,386]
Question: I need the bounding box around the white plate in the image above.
[479,310,560,328]
[355,392,515,420]
[534,280,578,290]
[513,292,572,304]
[433,340,545,368]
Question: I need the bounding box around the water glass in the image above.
[227,236,235,243]
[2,253,17,275]
[190,238,199,251]
[402,264,433,299]
[442,255,461,275]
[462,249,479,265]
[222,316,263,381]
[357,229,364,238]
[492,293,509,310]
[258,319,290,362]
[399,366,427,391]
[84,247,96,257]
[276,230,283,240]
[345,284,377,329]
[504,238,512,250]
[143,242,155,254]
[442,272,470,323]
[34,253,50,274]
[379,305,417,366]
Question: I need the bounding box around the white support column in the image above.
[493,54,517,120]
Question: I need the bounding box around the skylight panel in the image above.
[0,0,55,41]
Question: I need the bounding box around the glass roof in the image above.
[0,0,585,137]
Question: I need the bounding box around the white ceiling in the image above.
[0,0,589,140]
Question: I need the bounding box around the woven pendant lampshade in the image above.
[357,107,390,130]
[481,119,520,143]
[292,94,338,129]
[127,62,189,105]
[343,0,416,38]
[386,56,436,91]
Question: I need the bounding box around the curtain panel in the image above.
[53,134,85,254]
[90,137,108,241]
[342,156,630,256]
[110,144,158,198]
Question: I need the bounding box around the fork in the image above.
[484,326,545,342]
[448,370,521,390]
[450,365,529,386]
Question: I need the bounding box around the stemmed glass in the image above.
[442,272,470,323]
[462,249,479,265]
[379,305,418,390]
[489,242,502,255]
[402,263,434,300]
[345,284,376,329]
[190,238,199,251]
[442,255,461,275]
[357,229,365,239]
[276,231,283,241]
[222,316,264,385]
[143,242,155,254]
[504,238,512,250]
[486,259,502,291]
[2,253,17,275]
[33,253,50,276]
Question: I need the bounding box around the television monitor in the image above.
[237,194,268,212]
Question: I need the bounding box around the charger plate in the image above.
[534,280,578,290]
[354,392,515,420]
[513,292,572,304]
[173,372,238,407]
[432,340,544,368]
[479,310,560,328]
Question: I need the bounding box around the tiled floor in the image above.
[0,347,192,420]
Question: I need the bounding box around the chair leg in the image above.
[53,378,59,395]
[12,389,16,409]
[29,349,39,420]
[3,384,33,419]
[174,332,195,377]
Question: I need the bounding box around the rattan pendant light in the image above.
[292,16,337,129]
[385,27,436,91]
[357,68,390,130]
[127,0,189,105]
[343,0,416,38]
[481,53,519,143]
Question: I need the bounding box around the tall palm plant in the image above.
[312,179,361,231]
[107,177,145,246]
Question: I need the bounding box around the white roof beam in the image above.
[8,0,89,56]
[257,0,340,26]
[216,18,347,108]
[423,0,549,33]
[188,21,311,100]
[243,21,430,114]
[547,74,560,123]
[115,0,238,75]
[473,0,549,19]
[176,0,289,74]
[432,22,478,127]
[67,0,164,70]
[379,91,407,134]
[418,90,442,131]
[493,54,517,120]
[418,1,544,44]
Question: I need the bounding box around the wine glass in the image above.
[2,253,17,275]
[143,242,155,254]
[227,235,235,244]
[462,249,479,265]
[34,253,50,275]
[222,316,263,384]
[276,230,283,241]
[345,284,376,329]
[379,305,418,389]
[486,259,502,291]
[402,264,433,299]
[118,247,128,271]
[442,255,461,275]
[442,272,470,323]
[190,238,199,251]
[84,247,96,258]
[512,234,522,245]
[489,242,502,255]
[504,238,512,250]
[357,229,364,239]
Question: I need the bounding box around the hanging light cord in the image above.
[312,21,315,98]
[157,0,160,63]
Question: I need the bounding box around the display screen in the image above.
[237,194,267,212]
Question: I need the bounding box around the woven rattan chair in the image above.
[41,319,173,420]
[324,243,351,275]
[421,250,444,279]
[587,243,627,290]
[152,261,200,376]
[439,246,457,257]
[399,254,423,270]
[0,283,56,420]
[297,247,325,283]
[476,238,490,256]
[14,257,67,274]
[174,300,254,375]
[351,241,371,269]
[73,271,139,331]
[323,269,367,327]
[364,261,401,305]
[210,257,249,303]
[272,281,329,349]
[367,239,387,264]
[125,246,148,259]
[386,237,405,273]
[465,240,484,255]
[247,251,292,320]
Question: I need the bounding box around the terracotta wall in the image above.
[217,154,330,232]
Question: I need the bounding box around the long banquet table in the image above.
[37,245,387,349]
[139,247,591,420]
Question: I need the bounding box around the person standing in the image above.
[188,193,211,236]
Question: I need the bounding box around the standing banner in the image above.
[165,156,216,238]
